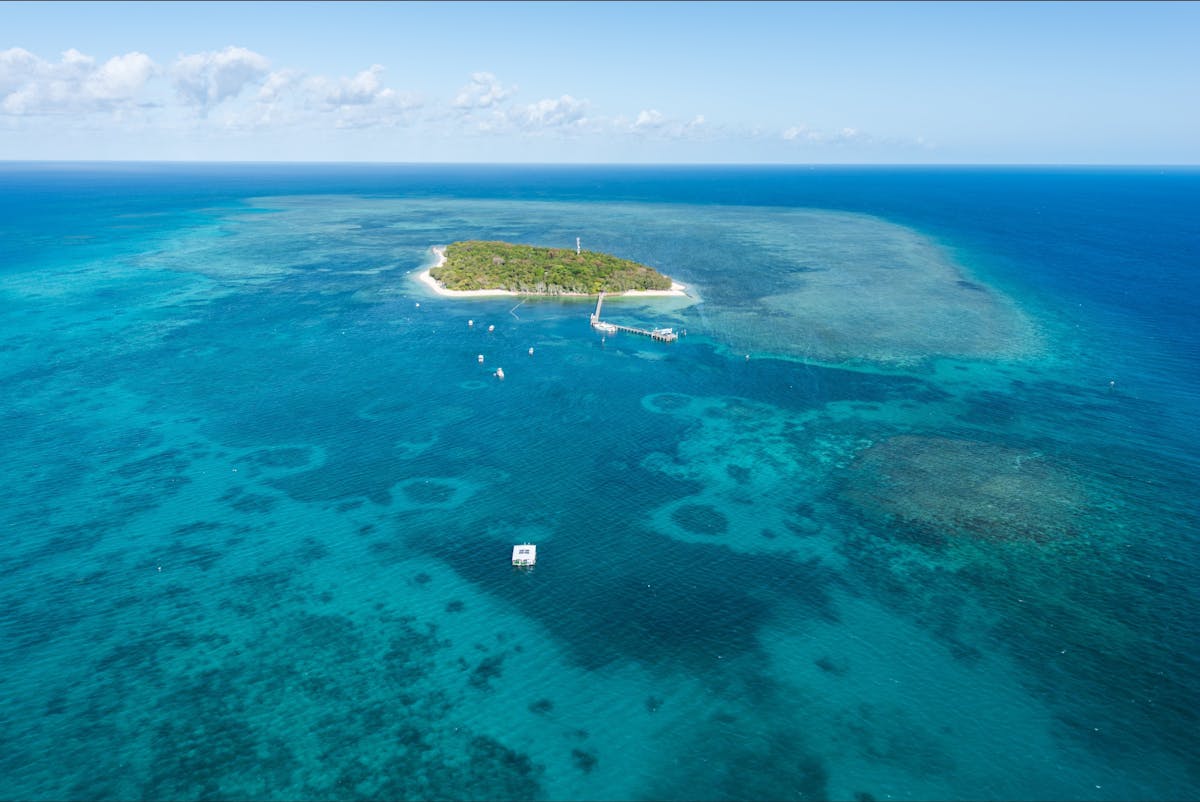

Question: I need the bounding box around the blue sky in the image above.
[1,0,1196,163]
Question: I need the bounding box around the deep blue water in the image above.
[1,163,1197,801]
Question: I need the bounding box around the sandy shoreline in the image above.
[415,245,688,298]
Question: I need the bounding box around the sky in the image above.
[1,0,1197,164]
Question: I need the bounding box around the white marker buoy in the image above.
[468,319,474,327]
[477,354,484,363]
[528,347,534,355]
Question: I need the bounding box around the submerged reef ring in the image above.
[841,435,1089,544]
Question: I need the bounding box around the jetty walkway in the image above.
[589,292,678,343]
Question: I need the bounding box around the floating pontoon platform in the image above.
[511,543,537,567]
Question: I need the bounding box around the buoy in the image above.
[528,347,535,355]
[488,324,495,332]
[468,319,474,327]
[477,354,484,363]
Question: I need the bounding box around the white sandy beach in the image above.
[415,245,688,298]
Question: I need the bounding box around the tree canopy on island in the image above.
[431,240,672,294]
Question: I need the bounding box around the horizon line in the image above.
[1,159,1197,169]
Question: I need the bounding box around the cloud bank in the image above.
[0,46,895,159]
[0,47,154,115]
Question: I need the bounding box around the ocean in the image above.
[0,162,1197,801]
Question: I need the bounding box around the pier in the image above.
[590,292,678,342]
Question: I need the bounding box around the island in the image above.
[417,240,687,297]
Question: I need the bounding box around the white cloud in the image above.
[0,47,155,115]
[461,97,708,142]
[251,64,419,130]
[309,64,393,108]
[511,94,590,132]
[0,48,43,95]
[782,123,871,145]
[171,46,270,110]
[85,52,155,101]
[625,109,707,140]
[256,68,303,103]
[454,72,516,109]
[783,124,816,142]
[634,109,666,130]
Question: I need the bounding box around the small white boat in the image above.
[477,354,484,363]
[495,367,505,380]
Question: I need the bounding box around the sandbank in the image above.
[620,281,688,297]
[415,245,688,298]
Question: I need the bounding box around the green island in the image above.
[431,240,673,294]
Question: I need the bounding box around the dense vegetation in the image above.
[431,240,672,294]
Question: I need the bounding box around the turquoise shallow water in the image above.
[1,164,1198,800]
